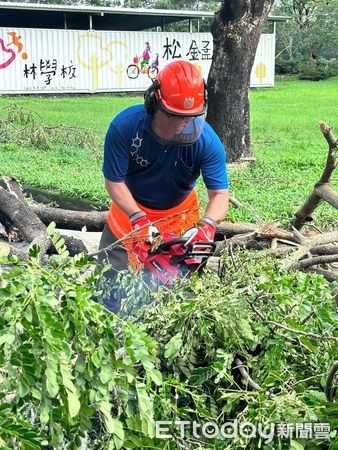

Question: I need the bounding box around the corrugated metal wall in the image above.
[0,28,275,94]
[250,34,275,87]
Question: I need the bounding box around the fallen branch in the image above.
[291,121,337,230]
[229,196,243,208]
[325,361,338,402]
[0,185,50,261]
[297,254,338,268]
[216,222,258,237]
[311,244,338,256]
[283,231,338,269]
[265,320,338,342]
[32,205,108,232]
[0,186,46,243]
[315,184,338,209]
[246,298,338,342]
[234,357,261,391]
[3,176,26,203]
[0,178,88,261]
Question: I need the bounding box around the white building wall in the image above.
[0,28,275,94]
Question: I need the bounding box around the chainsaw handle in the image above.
[150,237,189,253]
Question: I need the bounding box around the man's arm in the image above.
[105,179,141,218]
[203,189,229,222]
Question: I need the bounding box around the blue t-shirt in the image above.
[103,105,228,210]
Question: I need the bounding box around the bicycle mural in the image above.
[126,41,159,80]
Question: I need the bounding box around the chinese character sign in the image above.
[0,28,275,94]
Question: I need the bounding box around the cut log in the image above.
[0,178,88,262]
[0,186,46,243]
[32,205,108,231]
[0,185,50,261]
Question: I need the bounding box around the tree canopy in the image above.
[273,0,338,68]
[0,0,221,9]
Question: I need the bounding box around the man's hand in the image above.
[129,211,160,264]
[182,217,216,246]
[129,211,160,245]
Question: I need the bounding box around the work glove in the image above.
[129,212,161,264]
[182,217,216,246]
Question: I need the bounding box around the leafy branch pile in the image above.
[0,104,103,159]
[140,252,338,447]
[0,234,337,448]
[0,242,163,449]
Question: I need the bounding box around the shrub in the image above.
[298,58,338,81]
[275,59,299,75]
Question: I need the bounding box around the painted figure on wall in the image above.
[141,41,151,69]
[127,42,159,81]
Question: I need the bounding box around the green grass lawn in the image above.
[0,76,337,228]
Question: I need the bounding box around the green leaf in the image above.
[47,221,56,235]
[51,231,61,246]
[146,367,162,386]
[24,305,33,323]
[91,350,101,369]
[31,387,41,401]
[127,435,144,447]
[59,362,76,391]
[317,306,334,324]
[239,318,255,341]
[99,365,112,384]
[61,341,72,360]
[99,401,125,447]
[55,238,65,251]
[290,440,304,450]
[67,389,81,418]
[46,367,59,397]
[136,383,155,437]
[0,332,15,346]
[299,336,317,352]
[111,419,125,449]
[190,366,217,385]
[60,250,69,259]
[40,405,50,424]
[164,332,182,364]
[17,376,30,398]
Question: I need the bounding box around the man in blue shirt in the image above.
[98,60,229,312]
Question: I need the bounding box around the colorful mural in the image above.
[0,29,275,93]
[0,32,27,70]
[126,41,159,80]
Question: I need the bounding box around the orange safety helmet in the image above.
[155,60,207,116]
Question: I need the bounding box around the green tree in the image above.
[274,0,338,65]
[0,0,121,5]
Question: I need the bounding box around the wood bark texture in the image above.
[207,0,275,162]
[291,122,337,229]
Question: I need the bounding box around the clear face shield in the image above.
[169,115,206,145]
[153,104,206,145]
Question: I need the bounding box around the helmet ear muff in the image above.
[144,79,160,114]
[203,79,208,109]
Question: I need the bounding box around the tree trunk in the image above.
[207,0,275,162]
